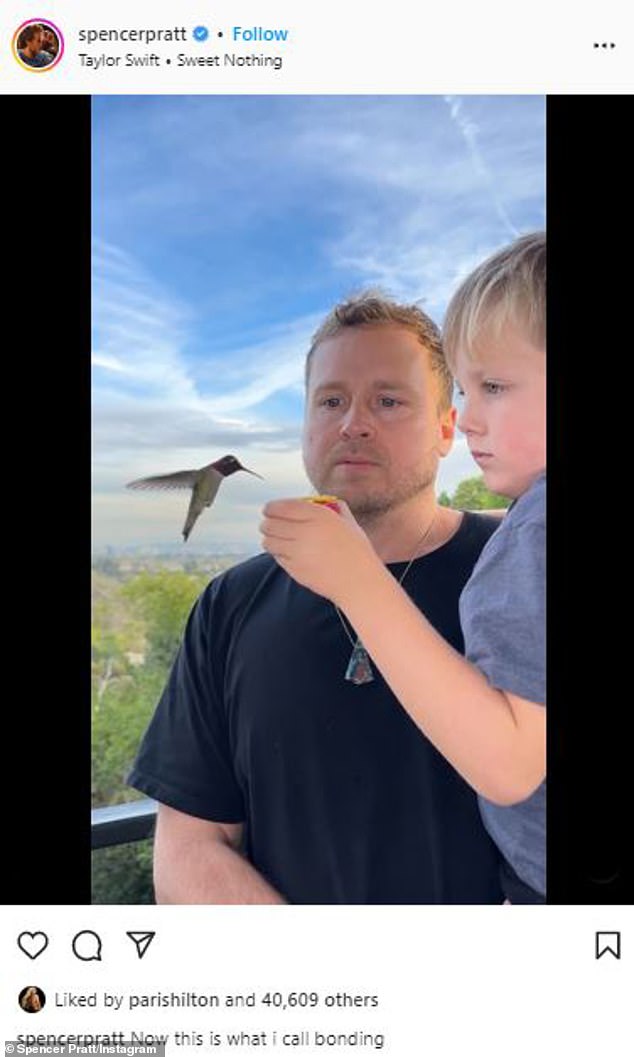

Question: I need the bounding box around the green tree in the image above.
[122,569,207,668]
[92,842,154,904]
[93,569,208,807]
[443,475,511,511]
[92,567,211,903]
[92,664,167,806]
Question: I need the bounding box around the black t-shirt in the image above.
[129,512,504,904]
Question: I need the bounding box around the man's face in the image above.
[454,324,546,499]
[26,29,43,54]
[303,324,456,519]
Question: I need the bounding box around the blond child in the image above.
[261,233,546,903]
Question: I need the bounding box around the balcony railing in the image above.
[91,798,157,849]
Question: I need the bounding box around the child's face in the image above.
[454,324,546,499]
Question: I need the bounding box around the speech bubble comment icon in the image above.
[72,930,102,961]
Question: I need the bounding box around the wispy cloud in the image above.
[92,96,544,547]
[301,96,543,309]
[443,95,521,239]
[92,239,314,502]
[93,240,316,420]
[93,240,199,404]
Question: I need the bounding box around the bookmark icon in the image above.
[595,931,621,960]
[126,931,156,959]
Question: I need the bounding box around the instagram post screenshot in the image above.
[2,1,632,1054]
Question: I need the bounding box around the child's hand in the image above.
[260,497,378,604]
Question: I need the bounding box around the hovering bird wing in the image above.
[182,469,223,541]
[197,467,223,505]
[126,471,199,491]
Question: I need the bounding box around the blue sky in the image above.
[92,95,545,552]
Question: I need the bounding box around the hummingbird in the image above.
[126,454,263,541]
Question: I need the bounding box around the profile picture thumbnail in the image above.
[19,985,46,1012]
[13,19,63,71]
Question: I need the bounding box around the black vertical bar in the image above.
[5,96,92,905]
[547,95,631,904]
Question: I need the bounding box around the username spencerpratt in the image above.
[78,26,188,43]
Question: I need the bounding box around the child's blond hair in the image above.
[443,232,545,368]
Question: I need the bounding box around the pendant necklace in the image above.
[333,513,437,686]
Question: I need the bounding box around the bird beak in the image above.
[240,463,264,479]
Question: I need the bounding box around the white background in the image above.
[0,0,632,93]
[3,906,632,1055]
[2,6,631,1056]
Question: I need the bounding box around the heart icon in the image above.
[17,931,49,959]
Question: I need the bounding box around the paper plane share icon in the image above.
[126,931,156,959]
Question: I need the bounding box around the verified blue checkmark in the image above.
[192,25,209,41]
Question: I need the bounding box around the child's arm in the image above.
[260,498,544,806]
[332,557,544,805]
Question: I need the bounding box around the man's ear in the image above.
[437,406,457,455]
[441,407,457,439]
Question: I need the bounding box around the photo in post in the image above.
[91,95,545,905]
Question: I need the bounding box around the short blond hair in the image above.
[306,291,454,410]
[443,232,546,368]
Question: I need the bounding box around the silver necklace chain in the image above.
[333,512,437,685]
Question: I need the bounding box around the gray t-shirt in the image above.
[459,472,546,897]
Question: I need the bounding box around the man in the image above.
[17,24,53,67]
[128,293,504,904]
